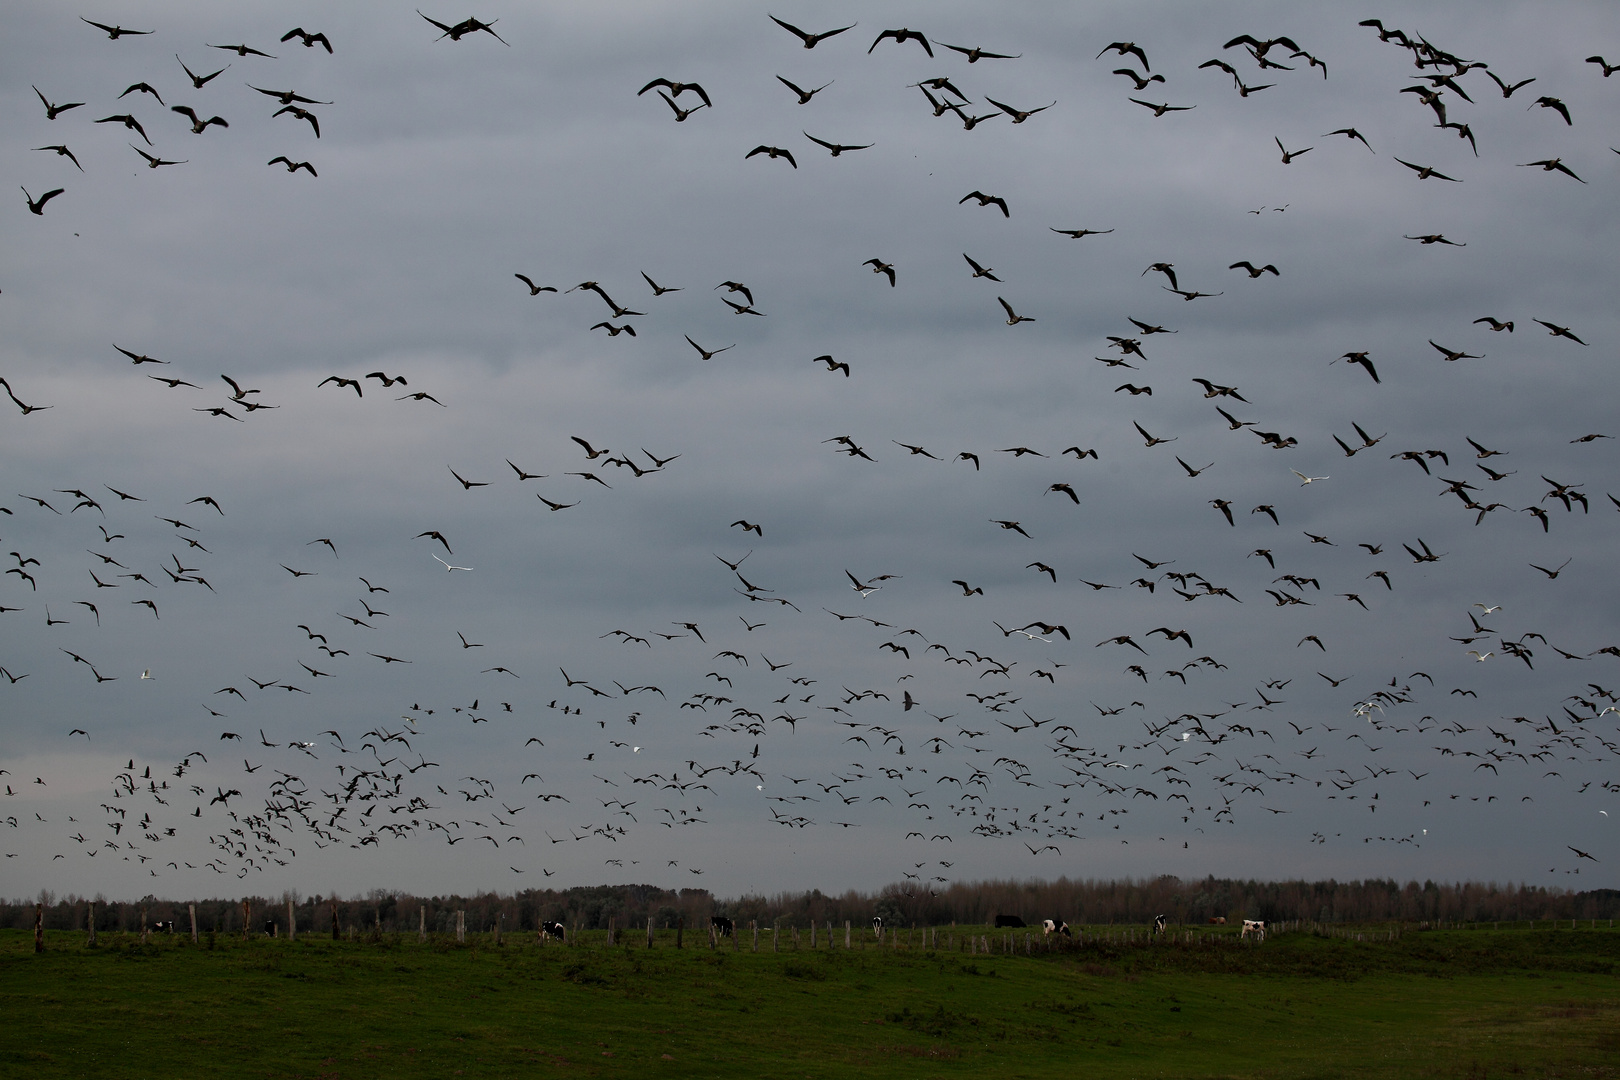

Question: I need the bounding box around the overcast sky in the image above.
[3,1,1617,902]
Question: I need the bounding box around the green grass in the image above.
[2,926,1617,1079]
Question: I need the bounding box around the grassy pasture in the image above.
[2,924,1617,1079]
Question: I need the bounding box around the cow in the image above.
[994,914,1026,928]
[1208,916,1227,925]
[540,920,566,941]
[1241,919,1267,942]
[710,915,734,938]
[1041,919,1071,937]
[152,920,175,933]
[871,916,883,936]
[1153,914,1167,934]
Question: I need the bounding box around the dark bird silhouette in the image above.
[250,86,331,106]
[132,146,187,169]
[1534,320,1587,345]
[119,82,165,106]
[1394,158,1460,182]
[638,79,711,108]
[985,97,1054,124]
[21,187,64,216]
[33,87,85,120]
[1324,127,1374,152]
[28,138,90,178]
[274,106,321,137]
[997,297,1034,325]
[1098,42,1150,69]
[937,41,1021,62]
[1112,68,1163,90]
[172,106,228,133]
[320,376,362,397]
[1529,96,1572,125]
[1336,352,1380,383]
[746,145,797,168]
[1519,159,1585,183]
[960,191,1009,217]
[1486,70,1535,97]
[281,27,333,52]
[806,132,872,156]
[685,336,734,361]
[82,18,152,38]
[268,157,316,176]
[769,15,855,49]
[813,355,850,377]
[1130,98,1195,117]
[870,28,932,56]
[176,56,230,89]
[776,76,834,106]
[95,114,151,144]
[657,91,707,121]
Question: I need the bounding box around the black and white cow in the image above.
[710,915,734,938]
[1153,914,1167,934]
[871,916,883,936]
[994,914,1026,928]
[1041,919,1071,936]
[152,920,175,933]
[1241,919,1267,942]
[540,920,566,941]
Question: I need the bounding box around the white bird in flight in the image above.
[433,554,473,572]
[1292,470,1328,485]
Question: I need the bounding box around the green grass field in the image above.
[3,924,1617,1079]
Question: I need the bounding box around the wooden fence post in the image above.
[288,898,296,942]
[87,901,97,947]
[241,899,250,940]
[35,902,44,953]
[141,908,148,945]
[809,922,815,948]
[752,921,758,952]
[845,920,851,949]
[647,917,654,949]
[331,899,339,941]
[709,923,716,950]
[676,917,683,949]
[456,910,465,944]
[495,912,503,947]
[419,905,427,942]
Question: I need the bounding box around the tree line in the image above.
[5,876,1616,935]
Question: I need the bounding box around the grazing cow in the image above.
[265,919,277,936]
[1241,919,1267,942]
[994,914,1026,928]
[152,920,174,933]
[1041,919,1071,936]
[710,915,734,938]
[871,916,883,936]
[540,920,566,941]
[1153,914,1167,934]
[1208,916,1227,925]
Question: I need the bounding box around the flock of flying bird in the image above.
[4,10,1617,893]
